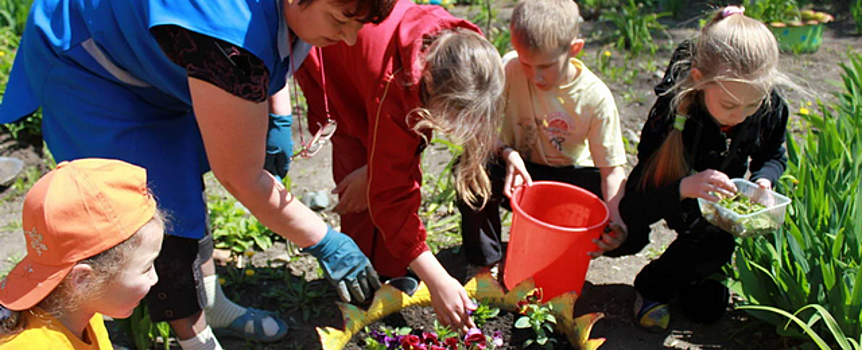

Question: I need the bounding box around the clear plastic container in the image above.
[698,178,791,238]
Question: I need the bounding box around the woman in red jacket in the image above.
[295,0,503,332]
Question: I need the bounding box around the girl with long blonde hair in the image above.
[608,6,792,331]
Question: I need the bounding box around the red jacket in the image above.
[296,0,480,270]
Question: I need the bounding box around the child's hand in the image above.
[754,178,772,190]
[428,275,477,334]
[679,169,736,201]
[589,222,627,258]
[502,148,532,198]
[332,165,368,215]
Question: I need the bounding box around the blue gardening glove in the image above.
[304,226,382,303]
[264,113,293,179]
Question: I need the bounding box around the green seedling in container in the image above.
[701,190,782,237]
[717,194,767,215]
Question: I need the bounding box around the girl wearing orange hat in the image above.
[0,159,166,350]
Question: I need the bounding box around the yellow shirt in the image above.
[0,307,113,350]
[501,51,626,168]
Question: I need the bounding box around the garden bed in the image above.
[326,273,600,350]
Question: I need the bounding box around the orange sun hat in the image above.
[0,158,156,311]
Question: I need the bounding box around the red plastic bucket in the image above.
[503,181,608,301]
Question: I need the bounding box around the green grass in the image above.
[3,165,42,200]
[0,253,22,279]
[0,218,20,232]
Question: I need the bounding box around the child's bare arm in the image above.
[589,166,627,258]
[599,166,626,226]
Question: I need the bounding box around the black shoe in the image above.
[383,276,419,296]
[679,279,729,324]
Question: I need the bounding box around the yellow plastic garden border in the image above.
[317,272,606,349]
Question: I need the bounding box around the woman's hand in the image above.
[427,275,477,334]
[502,148,532,198]
[679,169,737,201]
[333,165,368,215]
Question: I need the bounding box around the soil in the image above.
[1,1,860,349]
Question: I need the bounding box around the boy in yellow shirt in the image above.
[0,159,165,350]
[459,0,627,269]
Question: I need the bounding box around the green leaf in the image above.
[820,256,836,290]
[537,335,549,345]
[515,316,531,328]
[737,305,830,349]
[848,267,862,330]
[796,304,853,350]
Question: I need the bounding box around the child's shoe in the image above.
[634,293,670,332]
[679,279,729,324]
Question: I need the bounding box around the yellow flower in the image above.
[245,269,255,277]
[0,51,5,57]
[799,107,810,115]
[806,101,812,106]
[218,278,226,285]
[603,51,612,57]
[244,250,255,257]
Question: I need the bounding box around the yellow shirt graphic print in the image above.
[501,51,626,168]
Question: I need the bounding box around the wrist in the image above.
[409,251,447,286]
[268,113,293,127]
[303,225,335,254]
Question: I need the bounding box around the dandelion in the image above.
[218,278,226,285]
[806,101,812,106]
[0,51,5,57]
[245,269,255,277]
[799,107,810,115]
[244,250,255,257]
[603,50,612,57]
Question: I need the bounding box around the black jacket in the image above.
[620,41,789,232]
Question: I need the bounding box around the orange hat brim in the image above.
[0,256,74,311]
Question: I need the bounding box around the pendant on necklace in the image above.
[721,136,731,157]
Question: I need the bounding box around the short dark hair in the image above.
[299,0,397,24]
